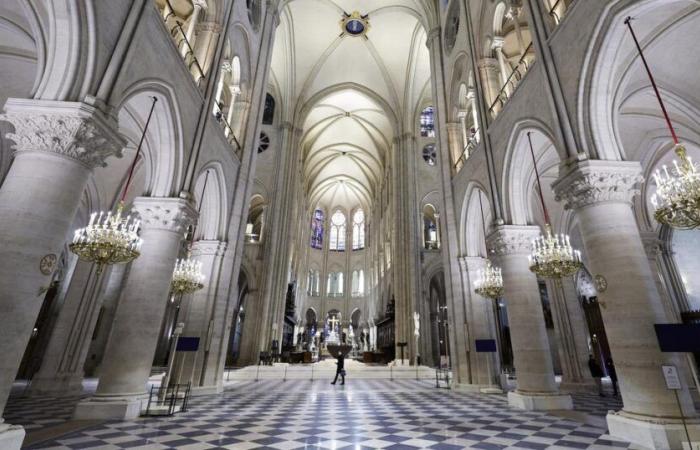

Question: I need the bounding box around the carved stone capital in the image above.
[132,197,198,235]
[486,225,541,257]
[460,256,488,272]
[639,231,662,260]
[477,58,500,71]
[197,21,221,33]
[553,160,643,211]
[191,239,228,257]
[0,99,124,169]
[426,27,441,44]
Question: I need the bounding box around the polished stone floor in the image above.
[13,379,637,449]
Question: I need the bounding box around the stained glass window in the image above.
[310,209,324,249]
[329,210,346,251]
[352,209,365,250]
[262,93,275,124]
[420,106,435,137]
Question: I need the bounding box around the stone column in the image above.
[29,261,110,396]
[181,0,207,58]
[478,58,502,115]
[172,240,230,395]
[0,99,122,449]
[487,225,573,410]
[446,122,463,169]
[460,257,502,391]
[545,277,595,392]
[74,197,196,420]
[492,37,512,95]
[553,159,700,448]
[84,264,130,377]
[193,21,221,78]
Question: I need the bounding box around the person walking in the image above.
[331,353,345,385]
[588,354,605,396]
[605,357,619,396]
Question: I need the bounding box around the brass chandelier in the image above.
[170,170,210,294]
[625,17,700,229]
[526,132,583,279]
[473,190,504,300]
[70,97,158,271]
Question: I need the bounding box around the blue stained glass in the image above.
[310,209,324,249]
[346,19,365,35]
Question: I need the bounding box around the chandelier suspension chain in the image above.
[624,17,679,145]
[527,131,550,225]
[121,96,158,203]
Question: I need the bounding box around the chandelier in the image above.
[650,144,700,228]
[526,132,583,279]
[70,202,142,270]
[472,190,504,300]
[170,169,210,294]
[529,223,582,278]
[69,97,158,270]
[624,18,699,229]
[171,257,205,294]
[474,260,504,300]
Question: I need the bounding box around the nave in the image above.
[13,379,638,450]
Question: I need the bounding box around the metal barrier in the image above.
[435,368,452,389]
[143,382,191,416]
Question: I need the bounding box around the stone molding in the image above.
[192,239,228,256]
[477,58,499,71]
[553,160,643,211]
[0,99,124,169]
[639,231,662,260]
[459,256,488,271]
[132,197,198,234]
[486,225,541,257]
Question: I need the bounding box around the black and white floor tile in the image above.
[16,379,641,449]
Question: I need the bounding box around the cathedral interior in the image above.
[1,0,700,449]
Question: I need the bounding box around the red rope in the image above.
[121,97,158,202]
[527,132,551,225]
[624,17,679,145]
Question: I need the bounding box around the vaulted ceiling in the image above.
[270,0,432,211]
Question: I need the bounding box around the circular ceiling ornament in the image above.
[340,11,370,38]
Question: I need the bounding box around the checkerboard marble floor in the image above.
[20,379,642,449]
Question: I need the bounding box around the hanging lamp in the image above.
[170,170,209,294]
[624,17,700,229]
[70,97,158,272]
[473,190,504,300]
[526,132,583,279]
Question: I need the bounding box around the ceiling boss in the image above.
[340,11,370,38]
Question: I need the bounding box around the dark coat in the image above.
[588,358,604,378]
[336,355,345,371]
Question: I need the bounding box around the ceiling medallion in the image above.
[340,11,369,38]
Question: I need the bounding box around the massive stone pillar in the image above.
[0,99,122,449]
[29,261,110,396]
[487,225,573,410]
[172,239,232,395]
[459,257,502,391]
[74,197,196,420]
[554,160,700,448]
[84,264,130,377]
[545,276,595,392]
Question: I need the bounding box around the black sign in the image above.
[475,339,497,353]
[654,324,700,352]
[176,337,200,352]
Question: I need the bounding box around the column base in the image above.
[452,383,503,394]
[0,423,24,450]
[190,385,224,396]
[607,410,700,450]
[73,393,147,420]
[29,374,84,397]
[559,380,597,394]
[508,391,573,411]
